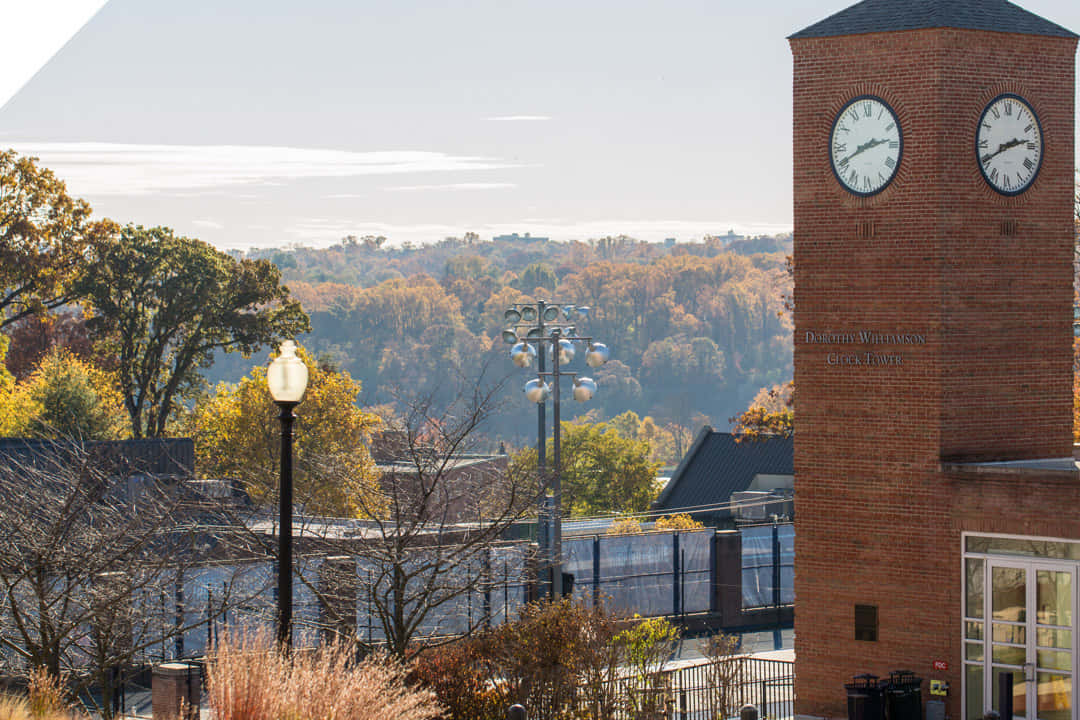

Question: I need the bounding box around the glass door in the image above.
[1032,565,1073,720]
[989,561,1030,720]
[981,560,1075,720]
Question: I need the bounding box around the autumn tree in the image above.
[19,348,127,440]
[185,344,382,518]
[0,337,36,437]
[3,311,95,381]
[513,419,660,516]
[0,150,102,328]
[77,225,310,438]
[730,380,795,440]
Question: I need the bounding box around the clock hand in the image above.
[842,138,889,164]
[982,138,1026,162]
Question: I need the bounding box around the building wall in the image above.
[790,27,1076,719]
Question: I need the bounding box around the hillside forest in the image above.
[216,232,795,451]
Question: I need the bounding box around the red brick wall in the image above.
[790,27,1077,719]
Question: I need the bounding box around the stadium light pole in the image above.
[504,302,609,599]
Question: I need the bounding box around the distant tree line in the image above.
[213,231,795,452]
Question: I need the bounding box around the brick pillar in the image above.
[712,530,742,625]
[152,662,201,720]
[318,556,357,642]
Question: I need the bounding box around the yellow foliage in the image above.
[653,513,704,531]
[0,346,128,440]
[606,517,643,535]
[186,345,383,518]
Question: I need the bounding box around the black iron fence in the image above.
[667,657,794,720]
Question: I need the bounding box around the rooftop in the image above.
[790,0,1077,40]
[653,428,793,514]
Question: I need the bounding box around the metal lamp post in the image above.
[267,340,309,648]
[503,302,609,599]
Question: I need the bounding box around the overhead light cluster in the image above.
[502,302,609,405]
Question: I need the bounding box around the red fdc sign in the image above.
[932,661,948,672]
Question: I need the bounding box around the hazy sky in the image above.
[1,0,1079,250]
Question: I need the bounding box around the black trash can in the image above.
[884,671,923,720]
[846,674,885,720]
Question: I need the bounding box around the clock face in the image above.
[829,95,902,197]
[976,94,1042,196]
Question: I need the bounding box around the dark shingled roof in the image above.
[0,437,195,479]
[790,0,1077,40]
[653,428,792,515]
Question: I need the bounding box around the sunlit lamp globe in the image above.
[573,377,597,402]
[524,378,550,403]
[502,329,519,344]
[554,338,576,365]
[267,340,309,403]
[510,342,537,368]
[576,306,590,319]
[585,342,610,368]
[543,306,560,322]
[562,305,576,320]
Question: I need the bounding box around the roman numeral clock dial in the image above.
[829,95,902,197]
[976,94,1042,195]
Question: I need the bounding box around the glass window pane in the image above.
[967,559,985,619]
[1036,672,1071,720]
[993,645,1027,666]
[993,567,1026,622]
[1037,628,1071,650]
[993,624,1027,644]
[966,664,984,720]
[1037,651,1072,673]
[1037,571,1072,627]
[965,537,1080,560]
[966,642,984,662]
[992,668,1027,718]
[967,621,985,640]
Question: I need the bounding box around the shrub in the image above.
[411,641,503,720]
[606,517,643,535]
[653,513,704,531]
[414,600,681,720]
[206,631,443,720]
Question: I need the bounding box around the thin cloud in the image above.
[384,182,517,192]
[191,219,224,229]
[487,115,551,122]
[6,142,519,195]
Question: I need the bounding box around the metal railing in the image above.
[667,657,794,720]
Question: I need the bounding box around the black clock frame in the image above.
[828,94,903,198]
[975,92,1043,197]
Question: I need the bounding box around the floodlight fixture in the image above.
[510,342,537,368]
[585,342,610,368]
[554,338,576,365]
[524,378,550,403]
[573,377,597,402]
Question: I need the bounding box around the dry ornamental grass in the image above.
[206,631,444,720]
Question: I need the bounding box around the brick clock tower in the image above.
[790,2,1078,720]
